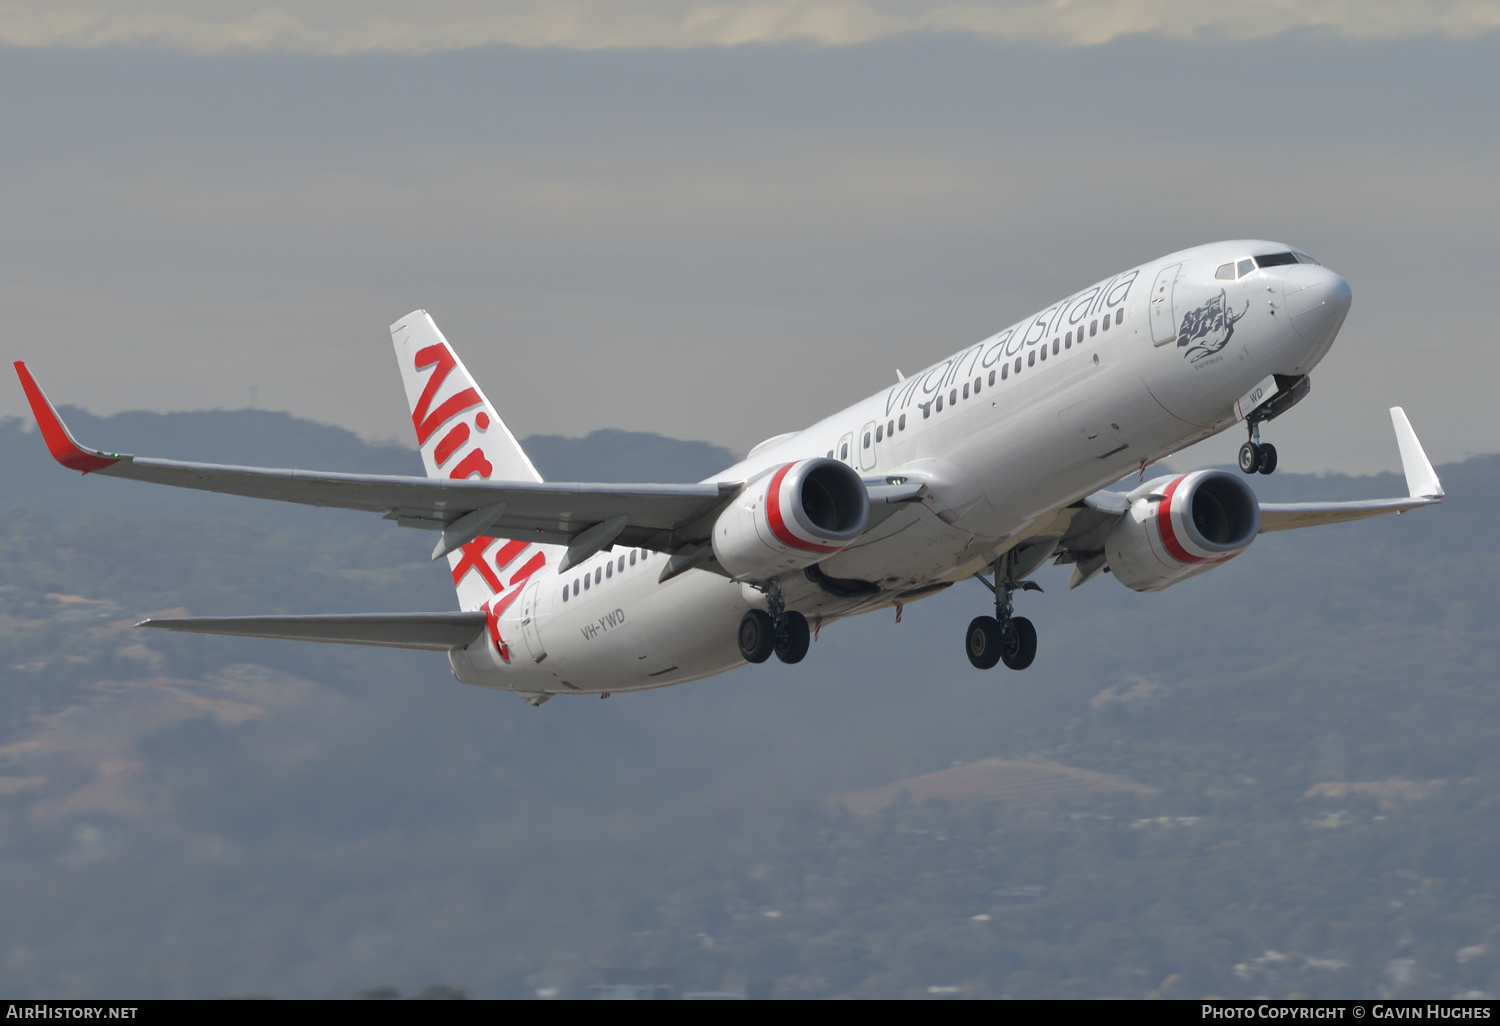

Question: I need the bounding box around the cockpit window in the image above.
[1254,251,1300,267]
[1215,262,1235,280]
[1292,250,1319,265]
[1236,258,1255,278]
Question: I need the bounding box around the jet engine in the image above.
[713,458,869,581]
[1104,470,1260,592]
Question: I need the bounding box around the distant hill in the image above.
[0,407,1497,999]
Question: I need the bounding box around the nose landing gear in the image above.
[967,555,1040,671]
[1238,422,1277,475]
[738,579,811,665]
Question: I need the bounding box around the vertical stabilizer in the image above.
[391,311,555,621]
[391,311,543,484]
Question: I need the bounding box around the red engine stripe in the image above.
[1155,476,1207,565]
[765,464,842,554]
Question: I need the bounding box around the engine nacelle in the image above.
[1105,470,1260,593]
[712,458,869,581]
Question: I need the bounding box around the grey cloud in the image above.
[1,36,1495,474]
[0,1,1494,53]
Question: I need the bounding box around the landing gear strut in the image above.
[738,578,810,665]
[967,553,1040,671]
[1238,421,1277,476]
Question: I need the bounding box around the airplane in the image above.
[14,240,1444,706]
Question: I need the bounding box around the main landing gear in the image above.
[738,579,811,665]
[966,555,1040,671]
[1238,421,1277,476]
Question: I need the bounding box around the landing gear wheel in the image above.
[1238,441,1261,474]
[774,611,811,664]
[965,616,1003,670]
[1000,616,1038,671]
[738,609,775,664]
[1256,442,1278,475]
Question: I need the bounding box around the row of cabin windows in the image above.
[833,414,910,459]
[561,548,649,602]
[922,306,1124,418]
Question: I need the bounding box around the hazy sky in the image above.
[1,2,1496,474]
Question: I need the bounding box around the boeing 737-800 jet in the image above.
[15,241,1443,705]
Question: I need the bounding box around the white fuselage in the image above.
[449,240,1350,698]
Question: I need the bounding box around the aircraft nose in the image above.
[1283,266,1352,344]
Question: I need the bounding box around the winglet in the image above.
[12,362,122,474]
[1390,407,1443,499]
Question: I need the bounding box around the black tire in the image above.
[1257,442,1278,475]
[1238,441,1261,474]
[965,616,1003,670]
[1000,616,1038,671]
[738,609,775,664]
[774,611,811,664]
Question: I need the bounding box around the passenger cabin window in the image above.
[1001,364,1008,380]
[1052,339,1060,354]
[1101,315,1109,332]
[899,414,906,430]
[562,586,569,602]
[988,370,996,386]
[1014,357,1021,373]
[629,550,637,566]
[935,395,944,411]
[594,567,602,584]
[618,555,625,572]
[1116,308,1123,325]
[583,574,590,591]
[840,442,849,459]
[862,432,871,449]
[962,383,969,399]
[974,376,981,394]
[887,419,895,436]
[1027,351,1035,367]
[1039,345,1047,362]
[876,425,883,442]
[1090,320,1098,337]
[950,389,957,405]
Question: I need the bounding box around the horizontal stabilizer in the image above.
[136,612,488,651]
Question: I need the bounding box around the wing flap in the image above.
[136,612,489,651]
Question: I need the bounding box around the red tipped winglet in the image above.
[13,362,122,474]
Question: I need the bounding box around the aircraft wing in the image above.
[15,362,736,558]
[137,612,488,650]
[1257,408,1444,531]
[1052,407,1443,587]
